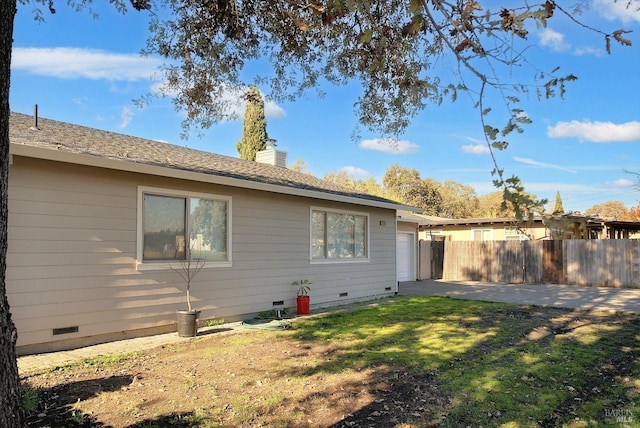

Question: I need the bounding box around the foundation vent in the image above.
[53,326,79,335]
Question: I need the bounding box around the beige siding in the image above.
[8,156,397,353]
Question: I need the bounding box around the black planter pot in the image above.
[176,310,200,337]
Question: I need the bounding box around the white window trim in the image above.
[136,186,232,271]
[470,227,493,241]
[426,229,443,240]
[309,206,370,264]
[505,226,529,241]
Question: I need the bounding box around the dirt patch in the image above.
[22,329,448,427]
[20,304,640,427]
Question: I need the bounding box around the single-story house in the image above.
[418,215,640,241]
[597,220,640,239]
[419,216,547,241]
[552,216,640,239]
[8,112,418,354]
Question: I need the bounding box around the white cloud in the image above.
[263,98,287,119]
[539,26,609,57]
[595,0,640,24]
[463,136,483,144]
[71,96,88,105]
[150,80,175,97]
[547,120,640,142]
[606,178,635,188]
[574,46,605,57]
[213,85,246,118]
[461,144,490,155]
[11,47,287,121]
[229,88,286,120]
[118,106,135,129]
[11,47,162,81]
[539,28,571,52]
[152,82,286,121]
[12,48,288,122]
[340,166,370,178]
[359,138,420,154]
[514,157,577,173]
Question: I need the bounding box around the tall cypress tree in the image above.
[236,86,268,161]
[553,191,565,215]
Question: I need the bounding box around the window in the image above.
[311,208,368,261]
[471,228,493,241]
[423,229,443,241]
[505,226,529,241]
[138,187,230,266]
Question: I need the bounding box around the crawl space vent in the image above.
[53,326,79,335]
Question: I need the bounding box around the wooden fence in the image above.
[426,240,640,288]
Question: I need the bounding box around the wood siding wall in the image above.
[8,156,398,352]
[429,240,640,287]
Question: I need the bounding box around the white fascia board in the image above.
[11,143,421,212]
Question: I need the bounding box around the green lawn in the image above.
[24,296,640,427]
[290,296,640,427]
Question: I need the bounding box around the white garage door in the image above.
[396,233,415,282]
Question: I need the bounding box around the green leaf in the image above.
[492,141,508,150]
[483,125,499,140]
[408,0,422,15]
[359,28,374,44]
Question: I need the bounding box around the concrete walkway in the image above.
[18,280,640,375]
[399,279,640,313]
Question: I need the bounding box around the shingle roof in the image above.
[397,211,449,225]
[10,112,409,209]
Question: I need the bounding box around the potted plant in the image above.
[292,279,311,315]
[171,245,206,337]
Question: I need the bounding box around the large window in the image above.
[311,208,368,261]
[139,188,230,264]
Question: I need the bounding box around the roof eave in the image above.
[11,143,419,212]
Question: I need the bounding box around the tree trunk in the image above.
[0,1,25,427]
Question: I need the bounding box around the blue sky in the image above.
[10,1,640,213]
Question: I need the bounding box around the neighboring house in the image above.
[545,215,640,240]
[8,112,418,354]
[599,220,640,239]
[419,215,640,241]
[419,216,547,241]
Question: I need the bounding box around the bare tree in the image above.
[626,170,640,193]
